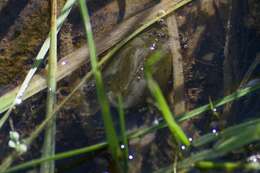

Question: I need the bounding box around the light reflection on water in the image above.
[247,153,260,163]
[128,154,134,160]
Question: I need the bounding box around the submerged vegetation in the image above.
[0,0,260,172]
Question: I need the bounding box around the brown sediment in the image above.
[0,1,50,86]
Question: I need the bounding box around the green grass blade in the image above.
[117,95,129,172]
[193,118,260,147]
[213,125,260,154]
[78,0,121,165]
[179,121,260,170]
[195,161,260,171]
[5,142,106,173]
[158,160,260,173]
[177,84,260,122]
[40,0,57,172]
[145,51,190,146]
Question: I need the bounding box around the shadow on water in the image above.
[68,0,115,25]
[87,0,126,23]
[116,0,126,23]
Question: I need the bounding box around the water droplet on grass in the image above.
[247,154,260,163]
[120,144,125,149]
[181,145,186,150]
[128,154,134,160]
[15,98,22,105]
[150,43,156,50]
[153,119,159,125]
[212,128,218,135]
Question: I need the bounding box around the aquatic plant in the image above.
[1,0,260,173]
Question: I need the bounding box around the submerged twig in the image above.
[167,14,186,115]
[223,0,257,121]
[222,0,233,120]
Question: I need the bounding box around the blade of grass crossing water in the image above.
[195,161,260,171]
[177,84,260,122]
[179,122,260,170]
[78,0,121,165]
[155,161,260,173]
[40,0,57,172]
[5,143,107,173]
[117,95,129,172]
[193,118,260,147]
[144,51,190,146]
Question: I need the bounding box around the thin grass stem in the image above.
[117,95,129,172]
[78,0,121,168]
[40,0,57,172]
[196,161,260,171]
[144,51,190,146]
[5,143,107,173]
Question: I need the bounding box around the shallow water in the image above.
[1,0,260,173]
